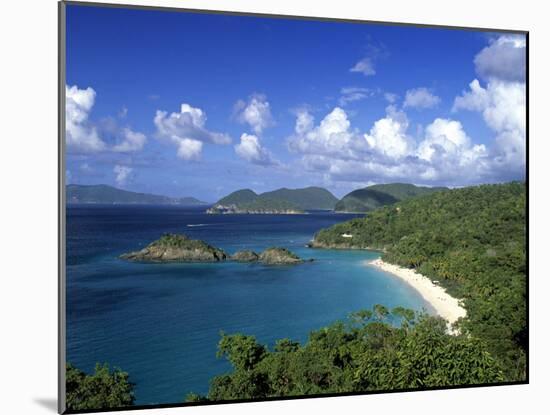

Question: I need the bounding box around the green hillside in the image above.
[313,182,527,380]
[260,187,338,210]
[211,186,338,213]
[334,183,447,212]
[217,189,258,206]
[66,184,206,205]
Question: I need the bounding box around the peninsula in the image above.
[311,182,526,380]
[207,187,337,214]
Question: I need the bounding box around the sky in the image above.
[65,4,527,201]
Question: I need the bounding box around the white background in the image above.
[0,0,546,413]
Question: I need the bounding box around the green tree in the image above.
[66,363,135,411]
[187,306,504,402]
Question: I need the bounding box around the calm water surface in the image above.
[66,205,431,405]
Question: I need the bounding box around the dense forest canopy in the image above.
[334,183,447,213]
[66,363,135,411]
[214,187,338,210]
[186,306,504,402]
[313,181,527,381]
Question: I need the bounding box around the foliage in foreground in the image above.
[66,363,135,411]
[314,182,527,381]
[186,306,503,402]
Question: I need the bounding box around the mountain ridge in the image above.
[335,183,448,213]
[209,186,338,214]
[67,184,206,205]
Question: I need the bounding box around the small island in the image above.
[120,234,309,265]
[232,247,306,265]
[120,234,227,262]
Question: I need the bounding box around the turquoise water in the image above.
[66,206,431,405]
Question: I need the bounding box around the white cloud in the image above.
[474,35,526,82]
[288,107,364,160]
[234,94,274,135]
[113,165,133,186]
[364,105,415,160]
[66,85,147,155]
[384,92,398,103]
[177,138,203,161]
[154,103,231,160]
[113,128,147,152]
[291,34,525,187]
[234,133,276,166]
[338,87,372,106]
[294,109,314,136]
[65,85,106,152]
[289,106,496,186]
[403,88,441,109]
[415,119,489,182]
[350,57,376,76]
[453,79,526,169]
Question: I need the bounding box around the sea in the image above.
[66,205,432,405]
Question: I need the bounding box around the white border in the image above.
[1,1,545,414]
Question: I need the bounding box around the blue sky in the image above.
[65,4,526,201]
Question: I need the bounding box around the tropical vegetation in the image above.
[186,306,504,402]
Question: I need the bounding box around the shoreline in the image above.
[367,258,467,330]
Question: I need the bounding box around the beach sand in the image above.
[367,258,467,332]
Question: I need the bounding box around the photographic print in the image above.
[60,2,527,412]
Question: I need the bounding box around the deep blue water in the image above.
[66,205,431,405]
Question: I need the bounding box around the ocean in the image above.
[66,205,432,405]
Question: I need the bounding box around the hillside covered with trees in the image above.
[334,183,447,213]
[313,182,526,381]
[208,186,338,213]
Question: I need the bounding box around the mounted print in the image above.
[59,1,528,413]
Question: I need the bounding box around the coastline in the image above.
[367,258,467,330]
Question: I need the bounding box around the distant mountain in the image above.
[67,184,207,206]
[217,189,258,206]
[334,183,448,213]
[208,186,338,214]
[260,187,338,210]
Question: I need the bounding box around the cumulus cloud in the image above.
[453,35,526,175]
[474,35,526,82]
[289,35,525,187]
[234,94,274,135]
[113,165,133,186]
[288,107,365,160]
[453,78,526,170]
[294,109,314,136]
[350,57,376,76]
[289,105,497,186]
[338,87,373,106]
[113,128,147,153]
[234,133,276,166]
[364,105,415,160]
[66,85,147,155]
[65,85,106,152]
[154,103,231,160]
[403,88,441,109]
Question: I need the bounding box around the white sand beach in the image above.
[367,258,467,331]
